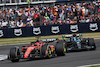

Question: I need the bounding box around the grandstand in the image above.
[0,0,99,7]
[0,0,99,28]
[0,0,56,6]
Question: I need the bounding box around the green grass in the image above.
[0,32,100,45]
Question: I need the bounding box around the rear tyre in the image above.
[88,38,96,50]
[9,47,20,62]
[55,41,66,56]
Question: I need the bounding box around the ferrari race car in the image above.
[62,34,96,52]
[8,38,66,62]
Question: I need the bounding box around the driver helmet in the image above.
[73,34,76,37]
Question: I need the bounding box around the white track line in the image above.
[78,63,100,67]
[0,55,8,61]
[0,43,29,47]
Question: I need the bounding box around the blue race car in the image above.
[62,34,96,52]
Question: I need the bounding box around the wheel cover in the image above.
[63,43,66,54]
[47,45,52,58]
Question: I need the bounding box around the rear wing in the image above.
[31,38,59,44]
[41,38,59,42]
[62,34,82,38]
[35,36,59,42]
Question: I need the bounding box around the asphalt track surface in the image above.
[0,39,100,67]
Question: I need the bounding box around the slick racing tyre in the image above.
[41,45,52,58]
[55,40,66,56]
[88,38,96,50]
[9,47,20,62]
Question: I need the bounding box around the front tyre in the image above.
[9,47,20,62]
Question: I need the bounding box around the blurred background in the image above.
[0,0,99,28]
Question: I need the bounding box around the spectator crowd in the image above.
[0,1,100,28]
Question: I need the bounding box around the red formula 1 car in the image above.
[8,38,66,62]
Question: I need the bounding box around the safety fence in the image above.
[0,22,99,38]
